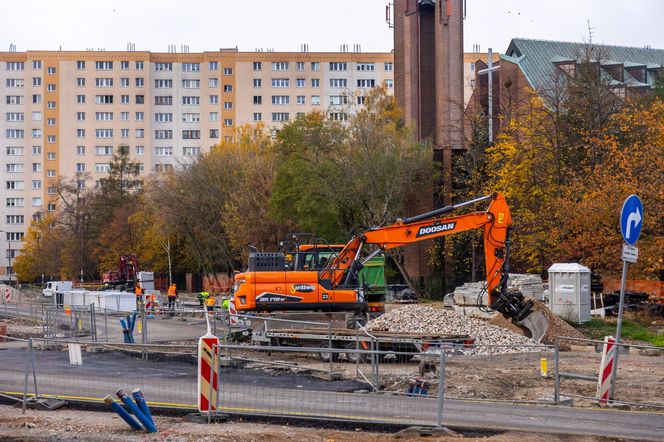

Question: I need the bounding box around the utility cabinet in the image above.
[548,263,591,324]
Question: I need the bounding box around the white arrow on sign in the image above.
[625,207,642,240]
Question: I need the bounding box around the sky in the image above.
[1,0,663,54]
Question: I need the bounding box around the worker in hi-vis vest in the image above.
[167,283,178,311]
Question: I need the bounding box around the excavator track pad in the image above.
[515,310,548,343]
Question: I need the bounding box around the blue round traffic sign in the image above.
[620,195,643,246]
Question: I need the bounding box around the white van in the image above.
[43,281,73,298]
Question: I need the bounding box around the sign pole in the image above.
[608,259,628,401]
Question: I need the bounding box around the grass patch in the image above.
[579,318,664,347]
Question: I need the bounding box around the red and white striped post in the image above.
[4,288,10,303]
[228,299,238,326]
[198,310,219,412]
[596,336,616,406]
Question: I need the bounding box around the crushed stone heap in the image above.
[367,305,547,355]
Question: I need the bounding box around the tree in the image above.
[13,214,64,282]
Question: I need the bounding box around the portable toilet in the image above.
[548,263,591,324]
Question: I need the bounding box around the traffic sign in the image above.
[621,244,638,263]
[620,195,643,246]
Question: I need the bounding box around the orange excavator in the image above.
[231,193,548,341]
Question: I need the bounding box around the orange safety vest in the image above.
[135,286,143,296]
[167,284,177,298]
[205,297,215,307]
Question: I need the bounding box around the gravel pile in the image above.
[367,305,546,355]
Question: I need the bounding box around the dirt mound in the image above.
[489,301,586,345]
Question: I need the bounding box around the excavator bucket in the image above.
[515,310,548,343]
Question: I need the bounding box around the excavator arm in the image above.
[321,193,548,341]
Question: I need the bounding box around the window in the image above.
[329,62,347,71]
[295,61,305,71]
[224,118,233,126]
[33,60,42,69]
[32,112,42,121]
[95,129,113,138]
[135,128,144,138]
[209,61,219,71]
[357,79,375,88]
[329,95,348,105]
[311,95,320,105]
[183,146,200,156]
[47,203,56,211]
[182,63,200,72]
[154,147,173,156]
[76,60,86,69]
[296,78,305,88]
[47,66,56,74]
[384,62,393,71]
[32,162,42,172]
[135,77,144,87]
[135,146,144,155]
[32,77,41,86]
[329,78,347,88]
[6,147,23,156]
[223,84,233,92]
[95,112,113,121]
[6,232,25,241]
[272,95,290,104]
[32,94,41,104]
[155,62,172,71]
[253,78,262,88]
[76,112,86,121]
[76,146,85,155]
[6,96,23,105]
[155,79,172,88]
[154,130,173,140]
[272,112,289,122]
[47,118,57,126]
[253,96,262,104]
[121,60,129,70]
[32,180,41,190]
[95,61,113,70]
[155,96,172,105]
[6,215,24,224]
[311,62,320,71]
[96,77,113,87]
[47,135,56,143]
[47,101,56,109]
[182,130,200,139]
[135,95,144,104]
[155,113,173,122]
[95,163,110,172]
[209,112,219,121]
[385,79,394,88]
[120,77,130,87]
[32,128,43,138]
[6,164,24,173]
[182,113,200,122]
[272,62,289,71]
[77,94,86,104]
[209,78,219,87]
[5,181,24,190]
[209,95,219,104]
[6,112,24,122]
[121,95,130,104]
[76,163,85,172]
[253,62,262,71]
[135,111,144,121]
[6,129,24,139]
[272,78,290,87]
[6,79,25,87]
[296,95,305,105]
[209,129,219,138]
[121,128,129,138]
[47,83,56,91]
[357,95,366,105]
[223,101,233,109]
[95,145,113,155]
[7,62,24,70]
[154,164,174,173]
[33,146,42,155]
[329,112,348,121]
[95,95,113,104]
[32,197,43,207]
[223,67,232,75]
[136,61,144,70]
[253,112,262,122]
[182,79,200,88]
[6,198,25,207]
[182,96,200,105]
[121,111,129,121]
[47,152,56,160]
[357,62,375,71]
[76,129,85,138]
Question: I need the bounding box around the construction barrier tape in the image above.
[197,331,219,412]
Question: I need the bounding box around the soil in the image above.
[0,404,611,441]
[0,318,44,340]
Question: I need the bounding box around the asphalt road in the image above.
[0,348,662,440]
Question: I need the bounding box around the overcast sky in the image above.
[1,0,663,54]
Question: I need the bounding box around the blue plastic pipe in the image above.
[119,319,130,343]
[116,389,157,433]
[131,388,155,428]
[104,395,142,431]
